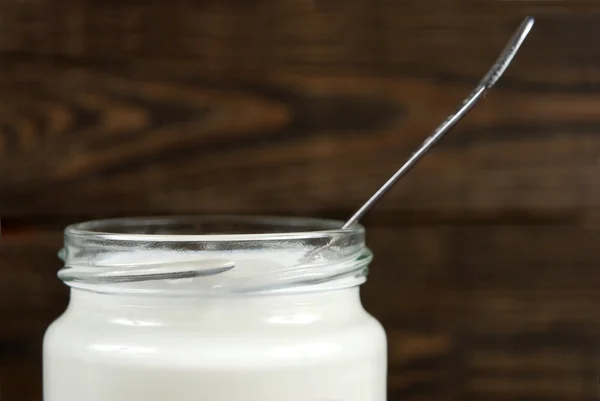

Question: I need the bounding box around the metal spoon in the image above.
[343,16,535,228]
[59,17,535,284]
[57,253,236,284]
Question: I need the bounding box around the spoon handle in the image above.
[343,16,535,229]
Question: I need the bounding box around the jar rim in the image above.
[65,215,364,243]
[60,215,370,293]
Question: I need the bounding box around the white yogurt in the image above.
[44,218,387,401]
[44,287,386,401]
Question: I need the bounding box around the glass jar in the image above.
[43,216,387,401]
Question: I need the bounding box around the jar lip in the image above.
[65,215,364,243]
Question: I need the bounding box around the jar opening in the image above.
[66,215,360,242]
[59,215,371,296]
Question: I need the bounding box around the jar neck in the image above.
[60,247,371,296]
[59,216,371,296]
[64,288,366,325]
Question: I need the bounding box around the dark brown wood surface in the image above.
[3,1,600,400]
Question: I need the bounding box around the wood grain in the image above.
[2,1,600,400]
[2,11,600,218]
[3,59,600,219]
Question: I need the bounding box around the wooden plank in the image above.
[2,11,600,217]
[5,222,600,322]
[3,222,600,400]
[2,58,600,217]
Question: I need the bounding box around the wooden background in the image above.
[2,0,600,400]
